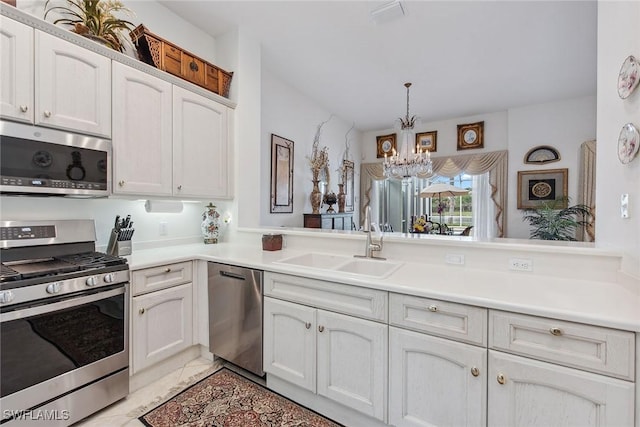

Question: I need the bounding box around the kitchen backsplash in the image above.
[0,196,233,250]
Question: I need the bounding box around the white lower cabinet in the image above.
[389,327,487,427]
[131,281,193,374]
[488,350,635,427]
[264,296,388,421]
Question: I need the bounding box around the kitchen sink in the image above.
[275,252,403,279]
[335,258,403,278]
[275,252,351,269]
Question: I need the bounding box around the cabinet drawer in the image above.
[489,311,635,380]
[181,54,205,86]
[132,261,193,296]
[264,272,387,322]
[390,293,487,346]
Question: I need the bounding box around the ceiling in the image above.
[158,1,597,132]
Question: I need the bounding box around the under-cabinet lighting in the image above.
[144,200,184,213]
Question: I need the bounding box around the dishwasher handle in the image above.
[220,270,247,281]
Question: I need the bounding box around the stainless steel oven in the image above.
[0,220,129,426]
[0,120,111,197]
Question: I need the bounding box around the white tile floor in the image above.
[75,357,220,426]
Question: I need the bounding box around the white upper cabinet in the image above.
[112,62,173,196]
[0,16,33,123]
[173,85,232,199]
[35,31,111,137]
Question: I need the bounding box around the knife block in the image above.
[115,240,132,256]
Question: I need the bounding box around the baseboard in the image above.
[266,374,388,427]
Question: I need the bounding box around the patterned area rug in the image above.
[139,368,341,427]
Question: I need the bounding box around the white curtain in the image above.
[472,173,496,238]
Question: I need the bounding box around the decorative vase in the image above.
[201,203,220,244]
[323,191,337,213]
[310,179,322,214]
[337,183,346,213]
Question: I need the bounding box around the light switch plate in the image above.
[621,194,629,219]
[445,254,465,265]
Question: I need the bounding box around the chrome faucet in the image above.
[356,206,385,260]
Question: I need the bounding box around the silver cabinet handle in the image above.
[497,373,506,384]
[19,105,28,112]
[305,322,311,329]
[428,305,438,312]
[471,367,480,377]
[165,268,172,273]
[118,180,125,187]
[549,327,563,336]
[139,308,145,314]
[43,110,52,118]
[318,325,325,333]
[177,185,182,190]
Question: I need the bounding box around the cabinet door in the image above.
[35,31,111,137]
[173,85,231,198]
[263,297,316,392]
[112,62,172,196]
[131,283,193,374]
[316,310,388,421]
[389,327,487,427]
[488,350,635,427]
[0,17,33,123]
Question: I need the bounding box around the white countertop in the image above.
[126,242,640,333]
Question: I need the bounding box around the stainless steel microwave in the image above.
[0,121,111,197]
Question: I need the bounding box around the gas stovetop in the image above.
[1,251,127,283]
[0,220,130,306]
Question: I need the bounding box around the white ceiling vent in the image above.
[370,1,405,24]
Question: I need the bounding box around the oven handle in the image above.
[0,284,127,322]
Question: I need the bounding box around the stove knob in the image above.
[103,273,115,283]
[46,282,62,294]
[86,276,98,287]
[0,290,15,304]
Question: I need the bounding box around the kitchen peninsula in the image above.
[126,228,640,427]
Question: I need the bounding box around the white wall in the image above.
[260,68,362,228]
[596,2,640,278]
[508,96,597,238]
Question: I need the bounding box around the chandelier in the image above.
[383,83,433,179]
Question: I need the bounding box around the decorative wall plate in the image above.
[524,145,561,164]
[618,55,640,99]
[618,122,640,164]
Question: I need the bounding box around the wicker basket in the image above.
[130,24,233,98]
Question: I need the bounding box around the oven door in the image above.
[0,284,128,419]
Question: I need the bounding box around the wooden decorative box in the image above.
[130,24,233,98]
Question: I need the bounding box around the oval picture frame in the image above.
[524,145,561,165]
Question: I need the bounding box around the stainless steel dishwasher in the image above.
[208,262,264,376]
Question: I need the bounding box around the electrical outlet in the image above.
[159,221,168,236]
[445,254,465,265]
[509,258,533,272]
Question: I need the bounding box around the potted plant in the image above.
[44,0,135,52]
[522,198,593,241]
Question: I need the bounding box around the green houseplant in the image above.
[522,198,593,241]
[44,0,135,52]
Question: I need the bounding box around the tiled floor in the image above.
[76,357,221,426]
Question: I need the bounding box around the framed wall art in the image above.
[524,145,561,164]
[517,168,568,209]
[376,133,396,158]
[457,121,484,150]
[416,131,437,153]
[342,160,355,212]
[270,134,294,213]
